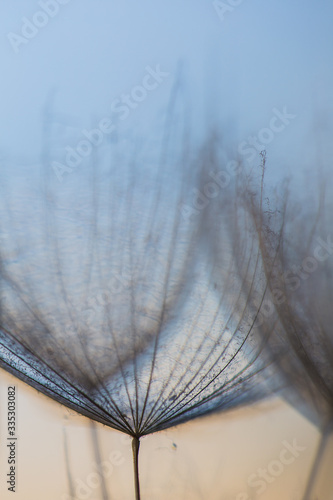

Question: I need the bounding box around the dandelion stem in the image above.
[303,419,333,500]
[132,436,141,500]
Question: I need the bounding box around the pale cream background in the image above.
[0,367,324,500]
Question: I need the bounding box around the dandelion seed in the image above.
[0,129,274,499]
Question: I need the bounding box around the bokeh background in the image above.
[0,368,321,499]
[1,1,333,498]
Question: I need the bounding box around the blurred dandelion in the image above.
[247,159,333,498]
[0,122,275,498]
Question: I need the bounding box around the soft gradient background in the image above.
[1,0,332,180]
[0,1,332,499]
[0,368,321,500]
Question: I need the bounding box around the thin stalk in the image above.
[63,425,75,500]
[132,436,141,500]
[303,419,333,500]
[90,421,110,500]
